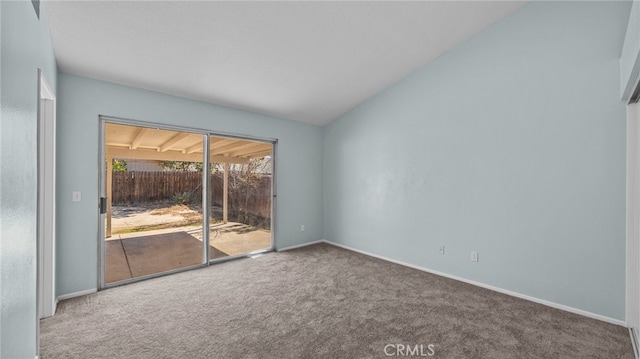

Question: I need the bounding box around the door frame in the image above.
[37,69,57,319]
[97,116,277,289]
[626,71,640,359]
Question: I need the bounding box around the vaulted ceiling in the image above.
[45,1,526,126]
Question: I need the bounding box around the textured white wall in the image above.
[0,1,57,357]
[324,1,631,321]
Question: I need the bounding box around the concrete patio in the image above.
[105,222,271,284]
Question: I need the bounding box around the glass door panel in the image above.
[104,122,206,285]
[208,136,273,260]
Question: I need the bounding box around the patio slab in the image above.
[105,222,271,284]
[207,223,271,257]
[121,232,222,278]
[105,240,133,283]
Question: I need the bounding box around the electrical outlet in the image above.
[470,251,479,262]
[439,246,445,255]
[301,224,305,232]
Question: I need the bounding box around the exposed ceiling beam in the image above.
[130,127,150,150]
[106,142,132,148]
[107,146,249,164]
[211,138,238,151]
[212,141,258,156]
[211,137,232,146]
[159,133,191,152]
[242,149,272,159]
[229,143,271,157]
[185,142,203,154]
[185,140,271,157]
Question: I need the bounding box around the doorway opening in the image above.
[100,119,275,287]
[37,70,56,319]
[627,76,640,357]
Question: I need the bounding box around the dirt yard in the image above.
[112,202,208,234]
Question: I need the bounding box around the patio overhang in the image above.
[105,123,272,237]
[106,123,272,164]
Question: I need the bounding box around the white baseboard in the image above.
[323,240,626,327]
[276,239,325,252]
[57,288,97,301]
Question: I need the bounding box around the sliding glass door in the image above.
[99,117,276,288]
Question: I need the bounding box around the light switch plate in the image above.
[72,191,81,202]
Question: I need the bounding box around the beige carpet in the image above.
[41,243,633,358]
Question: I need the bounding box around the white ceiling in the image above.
[45,1,525,126]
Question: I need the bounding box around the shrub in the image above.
[172,191,196,205]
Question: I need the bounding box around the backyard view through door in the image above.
[208,135,272,260]
[103,122,273,285]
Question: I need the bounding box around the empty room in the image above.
[2,0,640,358]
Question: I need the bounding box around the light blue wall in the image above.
[621,0,640,99]
[56,73,324,297]
[324,1,631,320]
[0,1,58,358]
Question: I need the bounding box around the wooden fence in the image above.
[113,171,202,203]
[112,171,271,219]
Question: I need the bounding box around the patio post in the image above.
[223,161,229,224]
